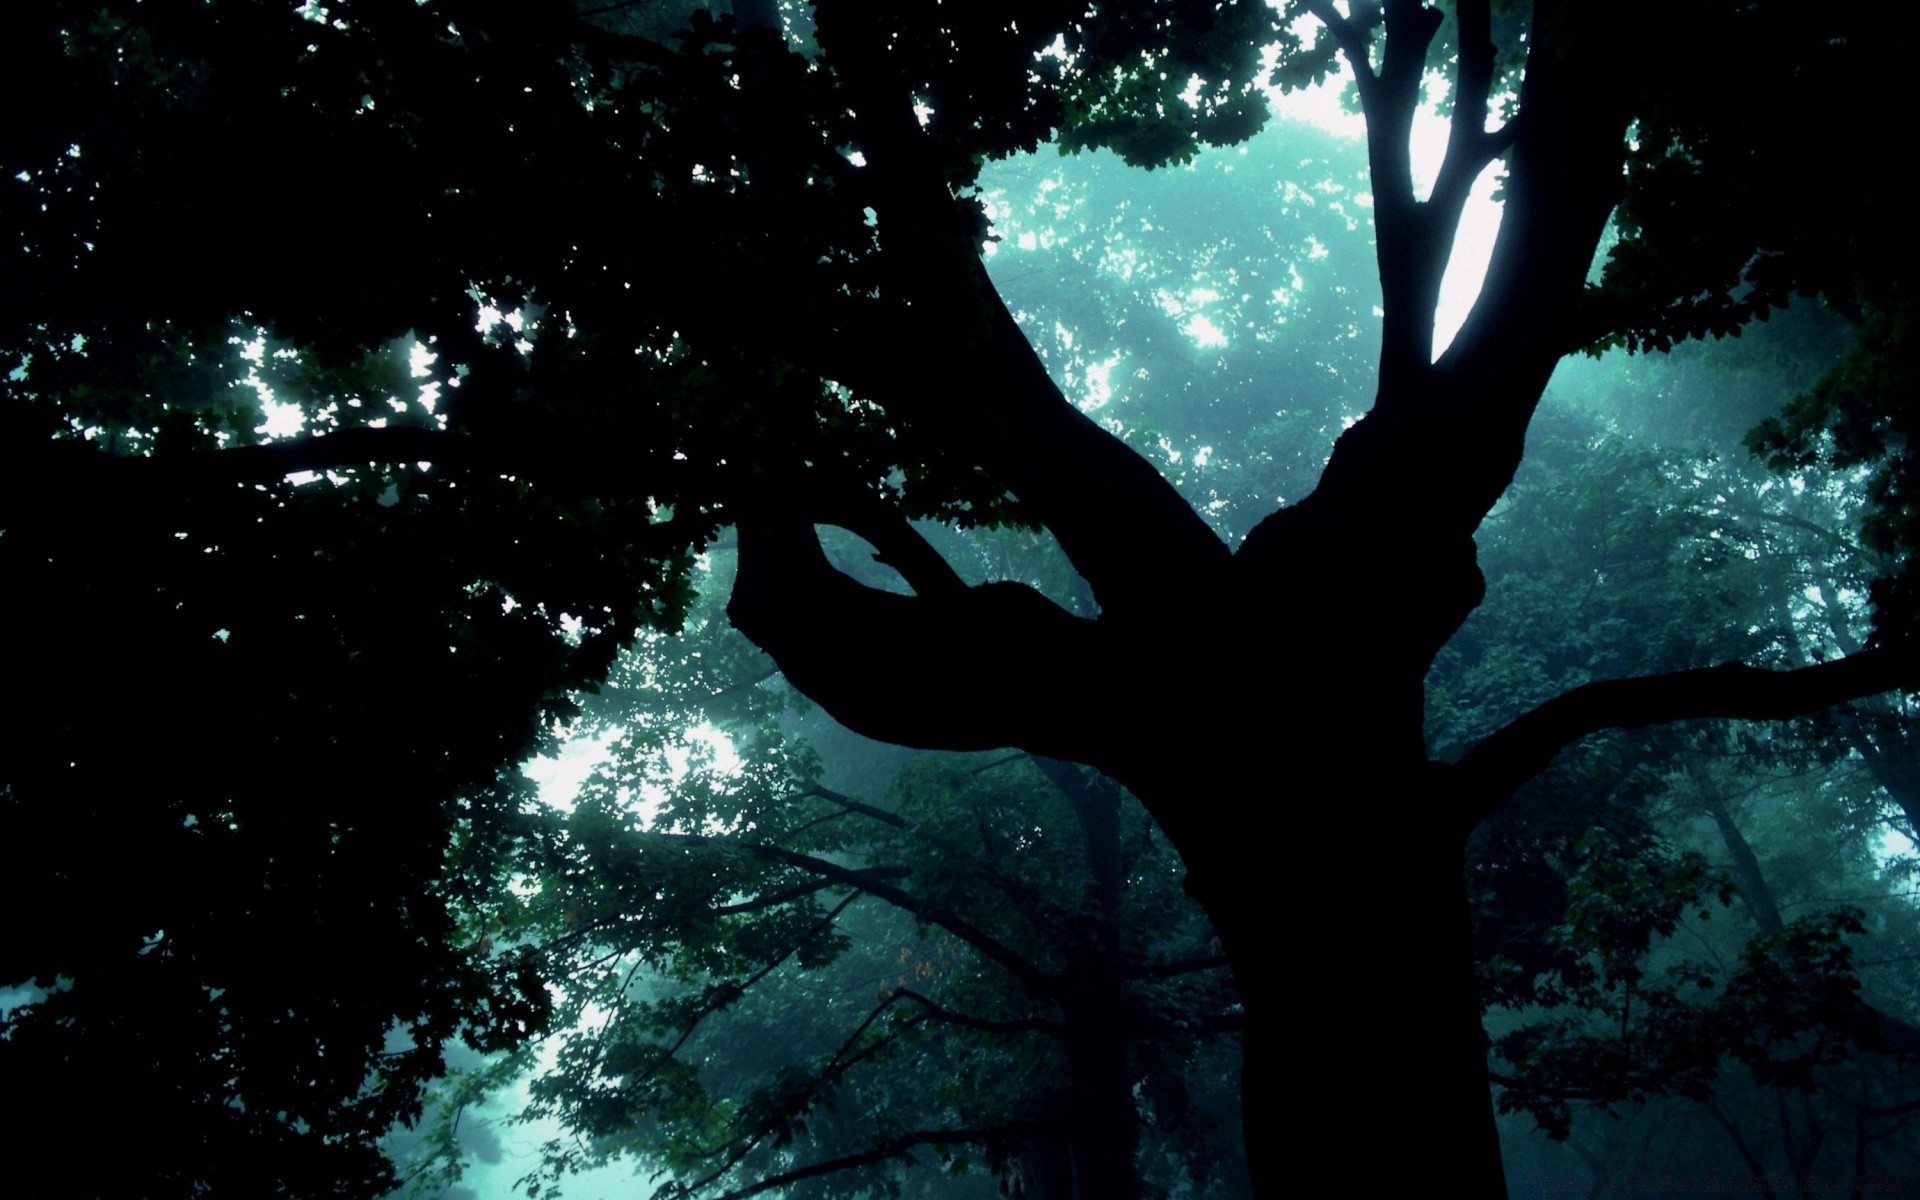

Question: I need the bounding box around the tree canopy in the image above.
[3,2,1917,1197]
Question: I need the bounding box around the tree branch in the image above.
[1446,0,1497,164]
[1420,0,1514,300]
[1124,954,1232,981]
[614,891,865,1093]
[710,868,909,916]
[728,519,1114,764]
[1307,1,1453,386]
[1299,1,1380,82]
[799,784,908,830]
[969,751,1031,776]
[645,829,1056,995]
[1454,648,1920,824]
[664,1124,1032,1200]
[890,988,1062,1037]
[813,500,967,599]
[1441,0,1636,383]
[802,2,1233,619]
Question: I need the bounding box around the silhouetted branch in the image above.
[728,519,1112,763]
[1300,1,1380,78]
[815,502,968,598]
[1455,648,1920,824]
[801,3,1234,618]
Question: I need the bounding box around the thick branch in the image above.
[804,2,1232,618]
[1447,0,1497,161]
[1455,648,1920,823]
[1249,2,1639,572]
[1419,0,1514,305]
[813,501,967,599]
[1312,1,1467,386]
[728,519,1113,763]
[1442,0,1636,384]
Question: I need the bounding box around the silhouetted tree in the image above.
[3,3,1915,1196]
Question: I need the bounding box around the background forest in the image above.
[3,2,1917,1199]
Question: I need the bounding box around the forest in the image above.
[2,1,1916,1198]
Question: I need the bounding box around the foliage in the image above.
[1439,396,1920,1192]
[1748,294,1920,642]
[416,572,1244,1199]
[5,2,1920,1197]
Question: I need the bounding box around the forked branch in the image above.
[728,519,1111,763]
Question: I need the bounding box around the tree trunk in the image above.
[1042,759,1145,1200]
[1138,747,1507,1199]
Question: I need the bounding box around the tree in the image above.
[451,586,1245,1200]
[3,2,1916,1196]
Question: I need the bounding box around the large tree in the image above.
[4,1,1915,1196]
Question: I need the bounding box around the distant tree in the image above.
[454,594,1243,1200]
[3,3,1917,1197]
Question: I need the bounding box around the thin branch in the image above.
[706,666,781,704]
[663,1002,939,1189]
[1300,1,1380,81]
[1124,954,1232,980]
[969,751,1031,776]
[644,831,1055,995]
[1725,504,1865,556]
[819,992,924,1078]
[625,891,865,1091]
[1455,648,1920,825]
[665,1125,1033,1200]
[577,0,661,18]
[799,784,907,829]
[711,868,909,916]
[890,988,1062,1036]
[1485,1069,1615,1103]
